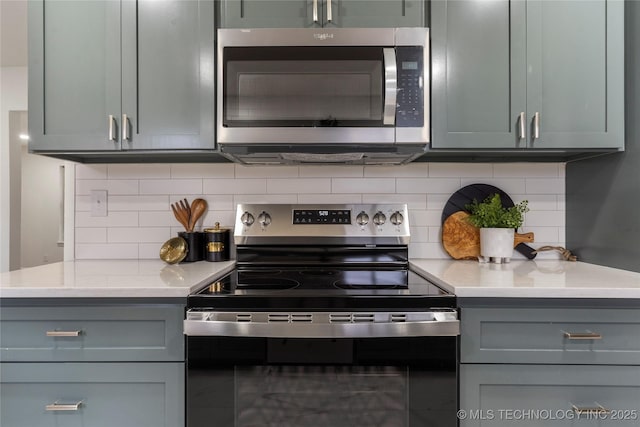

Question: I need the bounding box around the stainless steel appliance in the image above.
[217,28,430,165]
[185,204,458,427]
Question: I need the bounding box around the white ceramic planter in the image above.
[479,228,515,264]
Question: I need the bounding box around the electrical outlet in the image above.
[91,190,108,217]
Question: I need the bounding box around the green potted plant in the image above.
[466,194,529,263]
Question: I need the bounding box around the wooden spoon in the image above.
[188,198,208,232]
[171,202,190,232]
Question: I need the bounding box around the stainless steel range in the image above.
[185,204,459,427]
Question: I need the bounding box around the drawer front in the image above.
[461,308,640,364]
[0,306,184,362]
[460,364,640,427]
[1,362,184,427]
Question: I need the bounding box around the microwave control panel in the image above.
[395,46,424,128]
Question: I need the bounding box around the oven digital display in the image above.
[293,210,351,224]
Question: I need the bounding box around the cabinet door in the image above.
[460,364,640,427]
[1,362,184,427]
[28,0,121,152]
[526,0,624,149]
[219,0,313,28]
[121,0,215,150]
[430,0,527,149]
[326,0,425,28]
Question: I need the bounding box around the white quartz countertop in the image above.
[2,259,640,299]
[0,260,235,298]
[410,259,640,299]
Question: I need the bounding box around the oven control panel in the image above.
[235,204,410,244]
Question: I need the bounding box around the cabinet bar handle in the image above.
[518,112,526,140]
[563,331,602,340]
[312,0,318,22]
[46,330,82,337]
[46,401,83,411]
[122,114,130,141]
[108,115,116,141]
[572,404,610,415]
[532,112,540,140]
[326,0,332,22]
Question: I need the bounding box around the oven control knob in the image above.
[258,211,272,227]
[373,211,386,226]
[390,211,404,226]
[356,211,369,226]
[241,211,255,226]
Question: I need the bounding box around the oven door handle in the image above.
[184,314,459,338]
[382,47,398,126]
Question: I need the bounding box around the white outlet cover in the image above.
[91,190,108,217]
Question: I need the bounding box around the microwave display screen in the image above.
[402,61,418,70]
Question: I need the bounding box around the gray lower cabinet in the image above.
[431,0,624,151]
[0,362,184,427]
[461,365,640,427]
[28,0,215,153]
[459,305,640,427]
[219,0,424,28]
[0,303,185,427]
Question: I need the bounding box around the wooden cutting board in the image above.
[442,211,535,260]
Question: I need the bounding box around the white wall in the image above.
[0,66,28,272]
[74,162,566,260]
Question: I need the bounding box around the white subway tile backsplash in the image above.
[300,165,364,178]
[108,164,170,179]
[76,179,139,196]
[199,195,234,211]
[139,211,174,227]
[109,195,169,211]
[171,163,235,179]
[75,164,107,179]
[75,243,139,259]
[525,211,566,227]
[298,194,363,204]
[364,163,428,178]
[76,211,139,228]
[203,179,266,195]
[494,163,561,178]
[236,165,299,178]
[428,163,493,178]
[233,194,298,205]
[361,194,427,210]
[526,178,565,194]
[74,162,567,260]
[267,178,331,194]
[140,179,202,195]
[75,228,107,243]
[108,227,170,244]
[332,178,395,193]
[460,178,526,195]
[397,178,460,194]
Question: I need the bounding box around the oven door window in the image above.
[223,47,385,127]
[236,365,407,426]
[187,337,457,427]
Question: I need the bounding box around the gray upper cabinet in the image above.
[29,0,215,153]
[431,0,624,151]
[219,0,424,28]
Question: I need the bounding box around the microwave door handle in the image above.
[383,48,397,125]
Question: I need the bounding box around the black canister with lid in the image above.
[177,231,204,262]
[204,223,230,262]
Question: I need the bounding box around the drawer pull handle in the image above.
[46,401,83,411]
[46,330,82,337]
[563,331,602,340]
[572,403,610,415]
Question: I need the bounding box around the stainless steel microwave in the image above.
[217,28,430,165]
